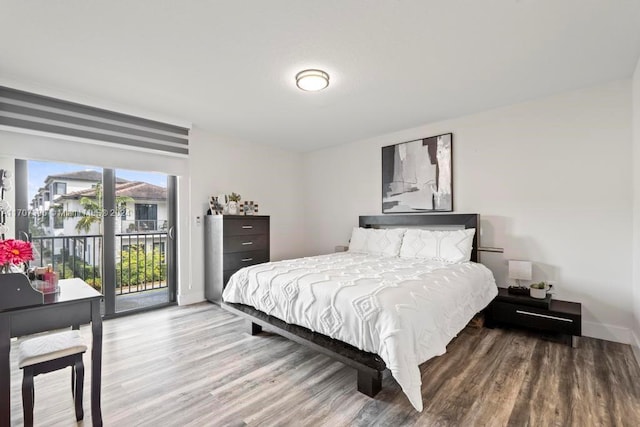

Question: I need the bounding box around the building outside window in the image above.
[53,182,67,195]
[135,203,158,231]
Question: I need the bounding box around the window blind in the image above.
[0,86,189,156]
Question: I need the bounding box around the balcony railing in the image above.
[30,231,168,296]
[115,231,168,295]
[31,234,102,288]
[121,219,167,233]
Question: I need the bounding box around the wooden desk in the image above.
[0,278,103,426]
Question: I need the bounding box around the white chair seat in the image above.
[19,330,87,368]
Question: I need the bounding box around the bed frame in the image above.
[221,213,480,398]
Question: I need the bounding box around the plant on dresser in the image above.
[204,215,270,302]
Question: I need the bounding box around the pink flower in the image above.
[0,241,7,266]
[0,239,34,265]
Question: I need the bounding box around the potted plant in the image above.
[530,281,549,299]
[227,192,241,215]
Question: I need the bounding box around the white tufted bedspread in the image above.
[222,252,497,411]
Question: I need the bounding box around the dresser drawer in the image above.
[223,234,268,253]
[223,250,269,271]
[491,301,579,335]
[205,215,270,303]
[223,219,269,236]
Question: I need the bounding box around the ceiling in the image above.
[1,1,640,152]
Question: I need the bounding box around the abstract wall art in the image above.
[382,133,452,213]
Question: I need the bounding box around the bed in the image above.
[221,214,498,411]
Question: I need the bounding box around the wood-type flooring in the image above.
[8,303,640,426]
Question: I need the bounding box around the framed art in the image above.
[381,133,452,213]
[209,196,224,215]
[240,201,259,215]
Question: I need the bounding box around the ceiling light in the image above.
[295,69,329,91]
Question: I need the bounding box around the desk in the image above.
[0,278,103,426]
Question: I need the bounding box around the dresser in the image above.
[204,215,270,302]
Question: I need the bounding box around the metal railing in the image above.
[116,231,168,295]
[30,231,168,295]
[31,234,102,288]
[121,219,167,232]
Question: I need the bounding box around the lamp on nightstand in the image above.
[508,260,532,287]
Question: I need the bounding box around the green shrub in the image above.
[85,277,102,292]
[116,245,166,286]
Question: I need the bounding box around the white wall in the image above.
[0,155,15,238]
[180,127,305,304]
[632,56,640,362]
[303,80,633,343]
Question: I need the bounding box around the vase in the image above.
[529,287,547,299]
[227,201,238,215]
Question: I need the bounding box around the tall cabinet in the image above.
[204,215,270,302]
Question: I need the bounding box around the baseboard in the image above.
[631,329,640,368]
[177,292,206,306]
[582,321,631,344]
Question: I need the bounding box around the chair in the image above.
[18,330,87,426]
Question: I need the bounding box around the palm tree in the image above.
[74,183,133,290]
[75,183,133,234]
[75,190,101,234]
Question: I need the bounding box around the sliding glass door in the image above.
[15,159,177,316]
[111,168,176,313]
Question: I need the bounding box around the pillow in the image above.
[400,228,475,263]
[348,227,406,257]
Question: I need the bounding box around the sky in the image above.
[27,160,167,200]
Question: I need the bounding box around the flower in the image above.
[0,239,34,272]
[0,242,7,266]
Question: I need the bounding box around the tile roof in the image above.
[59,181,167,201]
[45,170,128,183]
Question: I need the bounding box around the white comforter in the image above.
[222,252,497,411]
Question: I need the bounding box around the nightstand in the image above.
[485,288,582,347]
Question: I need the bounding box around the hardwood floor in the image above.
[8,303,640,426]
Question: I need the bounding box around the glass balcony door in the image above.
[111,169,175,313]
[15,160,177,317]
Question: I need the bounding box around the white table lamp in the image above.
[509,260,532,287]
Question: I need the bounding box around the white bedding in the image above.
[222,252,497,411]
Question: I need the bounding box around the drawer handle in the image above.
[242,225,253,229]
[241,242,253,245]
[515,310,573,323]
[241,258,254,262]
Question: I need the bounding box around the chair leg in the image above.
[74,358,85,421]
[22,367,34,427]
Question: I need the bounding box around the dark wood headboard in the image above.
[358,214,480,263]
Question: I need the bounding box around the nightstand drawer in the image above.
[224,234,268,253]
[223,250,269,271]
[491,301,579,335]
[223,219,269,236]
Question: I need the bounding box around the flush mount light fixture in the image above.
[295,69,330,91]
